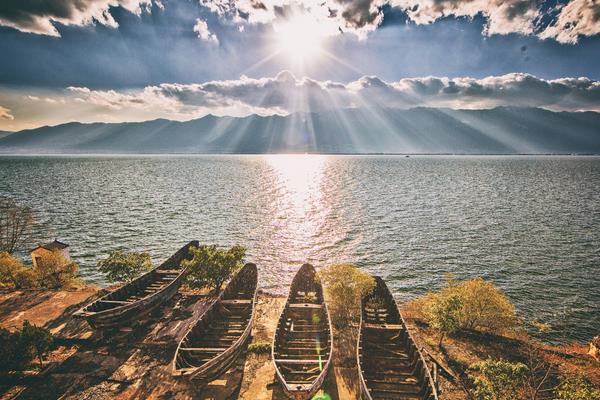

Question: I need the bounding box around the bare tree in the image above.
[0,197,34,254]
[521,337,557,400]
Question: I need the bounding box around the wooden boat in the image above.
[272,263,333,399]
[74,241,199,329]
[358,276,438,400]
[172,262,258,380]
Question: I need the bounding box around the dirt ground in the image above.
[0,288,370,400]
[2,288,596,400]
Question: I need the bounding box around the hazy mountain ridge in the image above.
[0,131,13,140]
[0,107,599,154]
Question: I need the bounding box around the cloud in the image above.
[540,0,600,44]
[0,106,14,120]
[0,0,156,36]
[392,0,539,36]
[193,18,219,43]
[199,0,600,42]
[61,72,600,121]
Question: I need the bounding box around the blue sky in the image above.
[0,0,599,130]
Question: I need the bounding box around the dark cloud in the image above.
[0,0,155,36]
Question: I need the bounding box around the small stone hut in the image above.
[31,239,70,269]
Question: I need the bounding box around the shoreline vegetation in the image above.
[0,266,598,399]
[0,198,598,399]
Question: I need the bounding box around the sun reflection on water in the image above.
[262,154,329,269]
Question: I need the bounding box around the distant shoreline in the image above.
[1,153,600,157]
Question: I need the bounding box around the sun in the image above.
[273,14,326,65]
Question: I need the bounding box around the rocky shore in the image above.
[0,287,597,400]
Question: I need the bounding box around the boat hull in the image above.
[358,276,438,400]
[74,241,199,330]
[172,262,258,381]
[272,263,333,400]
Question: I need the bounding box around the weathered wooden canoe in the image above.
[172,262,258,380]
[74,241,199,330]
[358,276,438,400]
[272,263,333,400]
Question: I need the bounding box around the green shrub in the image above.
[0,321,54,372]
[417,277,517,336]
[97,250,152,283]
[183,245,246,291]
[20,321,54,367]
[469,358,528,400]
[247,342,271,355]
[0,328,29,372]
[318,264,375,328]
[424,292,463,347]
[555,376,600,400]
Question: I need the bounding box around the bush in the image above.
[0,252,38,289]
[417,277,517,335]
[469,358,528,400]
[183,245,246,291]
[35,250,79,289]
[424,292,463,347]
[97,251,152,283]
[555,376,600,400]
[0,328,29,372]
[20,321,54,368]
[13,267,39,289]
[247,342,271,355]
[0,321,54,372]
[318,264,375,328]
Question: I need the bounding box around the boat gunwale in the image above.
[357,276,439,400]
[272,263,334,399]
[171,262,259,379]
[73,241,198,320]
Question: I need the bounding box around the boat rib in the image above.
[172,262,258,380]
[358,276,439,400]
[74,241,199,329]
[272,263,333,400]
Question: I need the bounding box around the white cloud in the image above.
[540,0,600,44]
[0,106,14,120]
[200,0,600,42]
[0,0,157,36]
[63,72,600,119]
[193,18,219,43]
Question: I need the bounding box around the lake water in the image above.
[1,155,599,343]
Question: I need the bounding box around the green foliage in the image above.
[417,276,517,336]
[469,358,528,400]
[97,250,152,283]
[35,250,79,289]
[424,292,463,347]
[555,376,600,400]
[0,251,39,289]
[247,342,271,355]
[318,264,376,328]
[20,321,54,367]
[183,245,246,291]
[0,321,54,372]
[0,328,29,372]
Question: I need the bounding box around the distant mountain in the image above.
[0,131,13,140]
[0,107,599,154]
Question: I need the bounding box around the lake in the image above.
[1,155,599,343]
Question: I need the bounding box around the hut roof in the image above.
[32,239,69,252]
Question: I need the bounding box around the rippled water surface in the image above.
[1,155,599,342]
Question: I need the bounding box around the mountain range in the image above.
[0,107,599,154]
